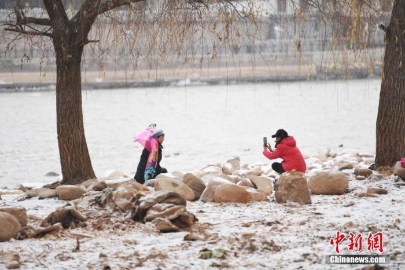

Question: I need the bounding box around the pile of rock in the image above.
[0,150,398,243]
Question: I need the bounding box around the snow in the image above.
[1,155,404,269]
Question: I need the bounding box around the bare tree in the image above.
[295,0,397,167]
[2,0,258,184]
[375,0,405,167]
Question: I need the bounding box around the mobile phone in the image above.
[263,136,267,146]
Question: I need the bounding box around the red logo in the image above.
[330,231,384,254]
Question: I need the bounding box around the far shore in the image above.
[0,64,381,91]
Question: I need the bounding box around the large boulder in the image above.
[308,171,348,195]
[25,188,58,199]
[154,178,195,201]
[237,178,255,188]
[222,157,240,175]
[56,185,87,200]
[214,183,250,203]
[200,177,230,202]
[247,175,273,195]
[275,172,311,205]
[41,207,87,229]
[131,191,197,232]
[183,173,206,200]
[0,207,28,226]
[199,165,223,177]
[113,186,140,211]
[0,212,21,242]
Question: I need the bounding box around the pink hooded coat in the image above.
[262,136,306,173]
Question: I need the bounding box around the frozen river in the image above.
[0,79,381,187]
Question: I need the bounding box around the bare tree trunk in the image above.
[55,46,96,184]
[376,0,405,167]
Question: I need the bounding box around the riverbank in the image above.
[0,63,381,92]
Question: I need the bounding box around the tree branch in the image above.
[42,0,70,29]
[4,27,53,38]
[19,17,52,26]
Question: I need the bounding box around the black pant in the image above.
[272,162,285,174]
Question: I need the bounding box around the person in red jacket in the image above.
[263,129,306,174]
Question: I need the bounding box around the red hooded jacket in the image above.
[262,136,306,173]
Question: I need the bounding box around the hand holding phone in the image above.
[263,136,267,146]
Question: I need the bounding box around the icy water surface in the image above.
[0,79,380,186]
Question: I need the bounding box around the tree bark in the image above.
[376,0,405,167]
[54,41,96,184]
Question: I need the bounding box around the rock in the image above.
[45,171,59,177]
[90,181,108,191]
[155,171,183,181]
[6,260,20,269]
[42,181,61,189]
[354,168,372,177]
[81,178,99,188]
[222,157,240,175]
[338,163,353,170]
[145,179,156,187]
[131,191,197,232]
[25,188,57,199]
[19,224,62,239]
[357,193,378,198]
[366,187,388,195]
[56,185,87,200]
[17,185,26,192]
[152,217,180,232]
[247,175,273,195]
[154,178,195,201]
[246,188,268,202]
[201,165,223,175]
[202,173,235,184]
[105,178,141,190]
[145,204,186,222]
[356,175,366,180]
[113,186,141,211]
[0,189,26,197]
[214,183,250,203]
[104,170,127,179]
[38,188,58,199]
[113,180,150,194]
[308,171,348,195]
[225,174,241,184]
[0,212,21,242]
[0,207,28,226]
[392,161,405,179]
[234,166,263,177]
[199,177,230,202]
[236,178,255,188]
[183,173,206,200]
[2,252,20,269]
[171,211,197,229]
[275,172,311,204]
[94,188,115,208]
[131,191,186,222]
[41,207,87,229]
